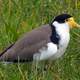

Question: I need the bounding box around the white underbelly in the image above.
[51,34,70,60]
[33,33,70,61]
[33,42,57,60]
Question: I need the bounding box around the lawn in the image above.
[0,0,80,80]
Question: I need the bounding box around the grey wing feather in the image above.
[0,24,52,62]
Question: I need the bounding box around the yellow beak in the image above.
[66,17,80,28]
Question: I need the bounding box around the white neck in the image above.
[52,21,70,32]
[52,21,70,47]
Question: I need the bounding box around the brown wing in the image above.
[0,24,52,62]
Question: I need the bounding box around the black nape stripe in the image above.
[50,24,60,45]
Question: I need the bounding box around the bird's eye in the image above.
[65,19,68,21]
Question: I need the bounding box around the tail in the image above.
[0,43,14,57]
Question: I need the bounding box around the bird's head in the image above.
[51,14,80,28]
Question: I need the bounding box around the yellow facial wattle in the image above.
[65,17,80,28]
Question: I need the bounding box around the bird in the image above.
[0,14,80,62]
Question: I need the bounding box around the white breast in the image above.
[33,42,57,60]
[54,21,70,47]
[51,21,70,59]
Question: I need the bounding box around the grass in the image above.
[0,0,80,80]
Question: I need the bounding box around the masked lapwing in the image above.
[0,14,80,62]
